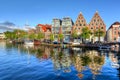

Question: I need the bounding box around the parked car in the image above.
[53,41,60,44]
[94,41,102,44]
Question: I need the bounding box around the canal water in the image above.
[0,41,120,80]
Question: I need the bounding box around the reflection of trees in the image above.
[51,48,72,74]
[74,53,92,79]
[73,50,105,79]
[5,43,106,79]
[88,50,105,79]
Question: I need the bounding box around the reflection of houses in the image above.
[36,24,51,40]
[89,11,106,42]
[42,47,50,59]
[74,54,85,72]
[0,33,5,39]
[88,50,105,75]
[51,48,72,73]
[109,53,119,68]
[107,22,120,42]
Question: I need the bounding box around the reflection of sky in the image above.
[0,42,119,80]
[99,56,119,79]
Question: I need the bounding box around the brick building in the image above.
[89,11,106,42]
[72,12,87,35]
[36,24,51,40]
[107,22,120,42]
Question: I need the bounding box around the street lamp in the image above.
[118,26,120,52]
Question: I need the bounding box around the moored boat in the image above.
[24,40,34,45]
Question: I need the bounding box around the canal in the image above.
[0,41,120,80]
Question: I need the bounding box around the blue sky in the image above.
[0,0,120,31]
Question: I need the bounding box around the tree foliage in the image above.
[71,30,78,38]
[94,29,105,37]
[58,33,64,42]
[81,27,91,40]
[94,29,105,41]
[36,32,44,40]
[28,33,36,40]
[4,29,27,40]
[50,34,54,42]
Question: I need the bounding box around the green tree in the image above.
[36,32,44,41]
[13,29,27,39]
[94,29,105,42]
[58,33,64,43]
[28,33,36,40]
[81,27,91,42]
[50,34,54,43]
[4,31,13,40]
[71,30,78,39]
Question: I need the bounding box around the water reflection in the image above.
[4,43,120,80]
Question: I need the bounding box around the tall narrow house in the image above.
[73,12,87,35]
[52,19,62,41]
[62,17,74,42]
[89,11,106,42]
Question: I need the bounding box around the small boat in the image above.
[111,62,119,68]
[34,40,41,45]
[24,40,34,45]
[98,45,111,51]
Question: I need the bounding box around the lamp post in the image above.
[117,26,120,79]
[118,26,120,52]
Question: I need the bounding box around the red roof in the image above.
[108,21,120,30]
[37,24,51,32]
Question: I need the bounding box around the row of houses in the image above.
[27,11,120,43]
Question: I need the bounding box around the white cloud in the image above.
[0,21,19,31]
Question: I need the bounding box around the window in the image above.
[91,27,93,29]
[96,27,98,29]
[76,24,78,26]
[83,24,86,26]
[101,27,103,29]
[114,27,117,30]
[97,19,99,22]
[94,19,96,22]
[114,37,116,41]
[114,31,116,35]
[79,24,82,26]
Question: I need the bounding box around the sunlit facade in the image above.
[72,12,87,35]
[89,11,106,42]
[107,22,120,42]
[52,17,74,42]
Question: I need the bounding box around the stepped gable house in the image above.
[72,12,87,35]
[88,11,106,42]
